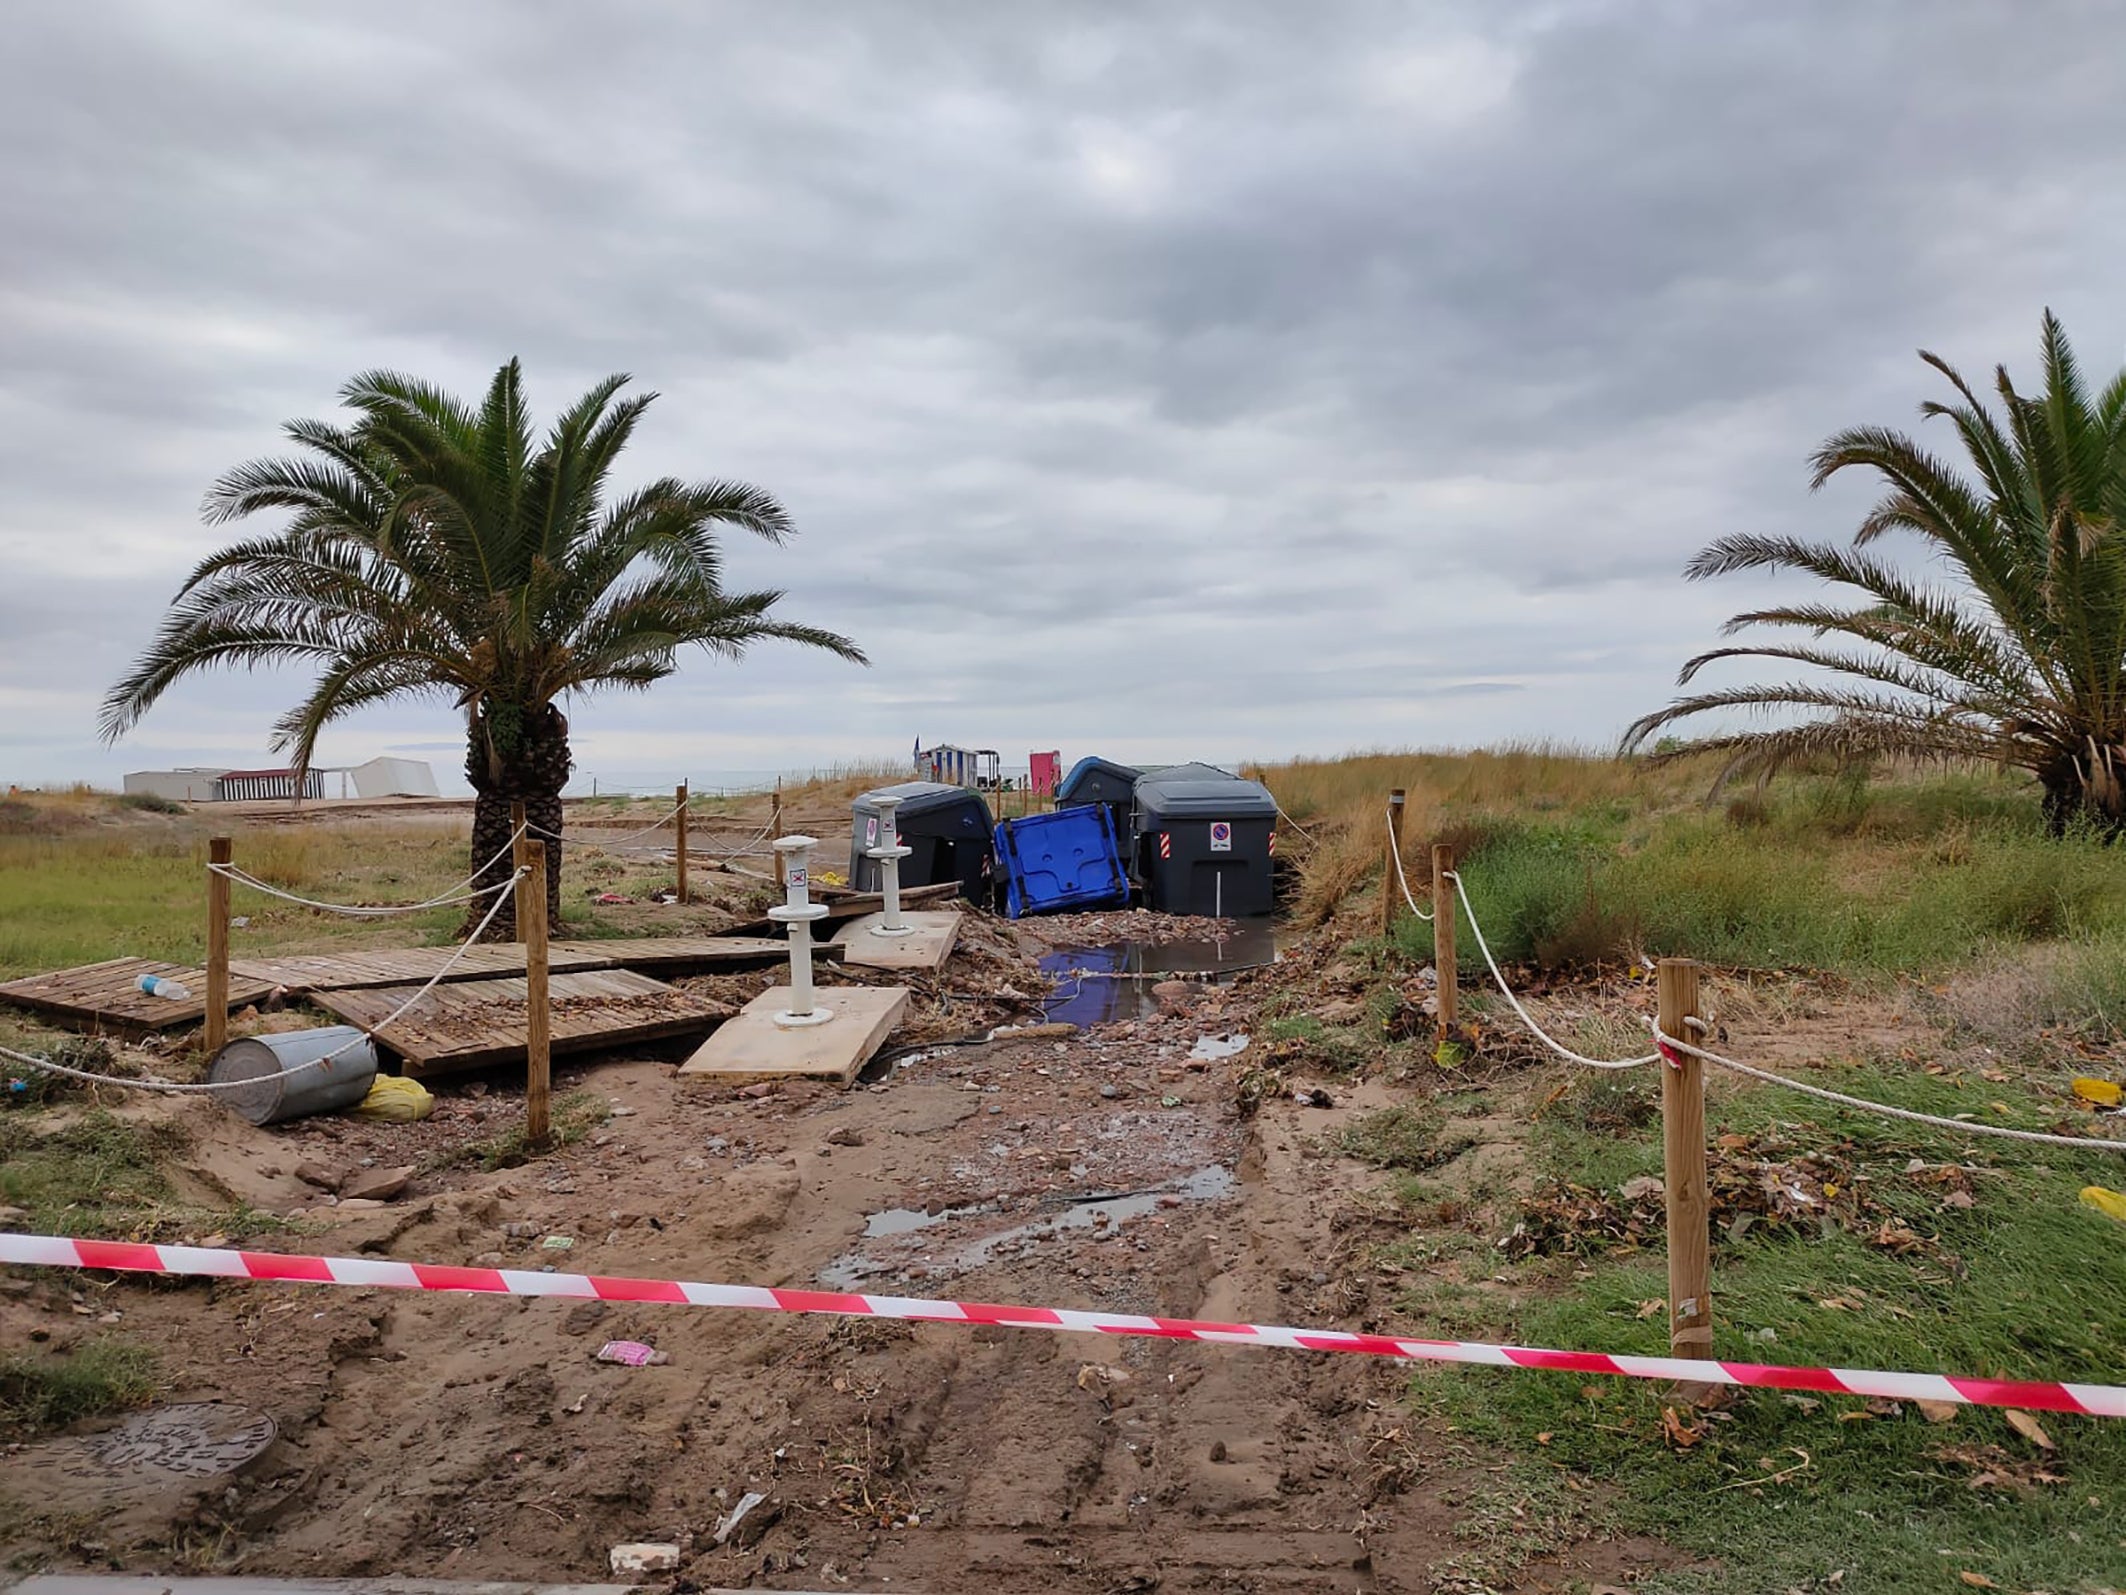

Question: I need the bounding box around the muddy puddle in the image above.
[1037,918,1281,1027]
[820,1164,1237,1290]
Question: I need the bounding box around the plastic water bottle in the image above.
[136,973,193,1000]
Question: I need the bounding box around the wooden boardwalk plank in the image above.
[563,936,839,972]
[835,910,963,971]
[229,944,614,995]
[0,957,278,1035]
[309,969,729,1077]
[677,984,909,1088]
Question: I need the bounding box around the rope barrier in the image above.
[208,824,527,917]
[529,798,688,850]
[1385,813,1434,922]
[0,869,528,1095]
[1446,871,1659,1070]
[1651,1025,2126,1154]
[1,1233,2117,1417]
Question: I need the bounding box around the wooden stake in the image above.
[1432,843,1458,1036]
[523,839,551,1150]
[205,836,231,1056]
[771,778,783,837]
[1658,957,1712,1359]
[675,782,689,905]
[1380,789,1407,939]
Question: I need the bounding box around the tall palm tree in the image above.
[1624,312,2126,833]
[102,361,865,934]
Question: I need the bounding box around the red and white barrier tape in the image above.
[3,1233,2118,1419]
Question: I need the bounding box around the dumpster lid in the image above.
[1057,756,1142,802]
[1133,763,1277,822]
[854,781,993,820]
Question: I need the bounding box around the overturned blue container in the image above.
[993,805,1129,918]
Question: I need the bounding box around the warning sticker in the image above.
[1209,821,1233,853]
[865,816,879,847]
[788,867,808,890]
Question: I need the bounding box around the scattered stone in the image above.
[293,1162,341,1192]
[609,1543,681,1576]
[1209,1439,1228,1463]
[562,1301,610,1336]
[338,1166,412,1202]
[334,1198,386,1211]
[826,1126,864,1147]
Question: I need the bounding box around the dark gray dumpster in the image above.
[849,782,995,902]
[1055,756,1141,850]
[1131,763,1277,917]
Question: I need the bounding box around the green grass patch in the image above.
[423,1089,611,1172]
[0,1111,188,1235]
[1414,1066,2126,1594]
[0,1338,161,1438]
[1338,1103,1476,1171]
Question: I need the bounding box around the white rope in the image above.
[1652,1024,2126,1154]
[1385,815,1434,922]
[1275,803,1320,845]
[1446,871,1659,1070]
[0,869,528,1095]
[531,798,688,849]
[209,823,527,917]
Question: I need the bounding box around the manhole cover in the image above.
[7,1402,278,1524]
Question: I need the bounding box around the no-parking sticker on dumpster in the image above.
[1209,821,1233,852]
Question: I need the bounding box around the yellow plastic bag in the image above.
[2072,1076,2123,1108]
[355,1074,435,1123]
[2080,1186,2126,1224]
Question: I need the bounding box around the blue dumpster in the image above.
[993,805,1129,918]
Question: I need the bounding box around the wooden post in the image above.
[675,782,690,905]
[509,801,527,944]
[1658,957,1711,1360]
[1379,789,1407,939]
[1432,843,1458,1036]
[205,837,231,1056]
[523,840,551,1150]
[771,778,783,837]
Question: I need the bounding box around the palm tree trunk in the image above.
[462,704,573,940]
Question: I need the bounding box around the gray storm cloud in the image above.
[4,1,2124,787]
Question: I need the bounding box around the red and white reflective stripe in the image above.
[1158,832,1171,860]
[3,1234,2120,1419]
[1268,829,1277,856]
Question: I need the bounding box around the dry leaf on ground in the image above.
[2002,1409,2055,1450]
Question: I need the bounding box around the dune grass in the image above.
[1255,748,2126,988]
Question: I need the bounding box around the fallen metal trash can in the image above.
[208,1027,379,1126]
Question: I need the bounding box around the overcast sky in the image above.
[6,1,2124,792]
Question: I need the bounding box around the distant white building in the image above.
[122,756,439,802]
[123,767,225,802]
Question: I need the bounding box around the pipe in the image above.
[767,835,834,1027]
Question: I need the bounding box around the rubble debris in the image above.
[609,1542,681,1575]
[595,1340,669,1366]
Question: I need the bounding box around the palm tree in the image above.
[1624,312,2126,833]
[102,360,865,934]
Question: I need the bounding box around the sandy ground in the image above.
[0,913,1687,1593]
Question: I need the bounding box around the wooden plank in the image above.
[835,910,963,971]
[309,969,729,1077]
[0,957,278,1035]
[721,880,961,939]
[557,936,841,973]
[228,944,614,996]
[677,984,910,1088]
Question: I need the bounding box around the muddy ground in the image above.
[0,908,1693,1593]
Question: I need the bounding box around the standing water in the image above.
[1038,917,1280,1027]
